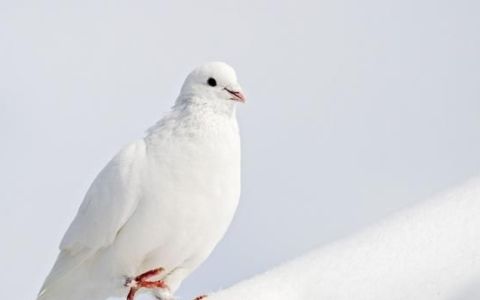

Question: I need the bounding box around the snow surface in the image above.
[208,178,480,300]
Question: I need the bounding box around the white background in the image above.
[1,1,479,299]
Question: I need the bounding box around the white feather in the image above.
[38,62,244,300]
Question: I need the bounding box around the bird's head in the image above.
[176,62,246,111]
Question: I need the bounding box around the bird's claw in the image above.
[125,267,168,300]
[194,295,207,300]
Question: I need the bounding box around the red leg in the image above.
[135,267,164,281]
[137,279,168,289]
[127,287,138,300]
[125,267,169,300]
[194,295,207,300]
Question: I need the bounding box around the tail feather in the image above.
[38,250,102,300]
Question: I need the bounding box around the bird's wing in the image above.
[60,140,146,253]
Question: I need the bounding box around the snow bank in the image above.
[209,178,480,300]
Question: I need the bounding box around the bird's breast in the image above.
[128,125,241,265]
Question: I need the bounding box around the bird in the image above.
[37,62,245,300]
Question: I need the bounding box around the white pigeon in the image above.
[38,62,245,300]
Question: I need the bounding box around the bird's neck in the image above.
[146,97,238,140]
[173,95,237,118]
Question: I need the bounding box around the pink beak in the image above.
[225,88,246,103]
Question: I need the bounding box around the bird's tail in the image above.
[37,250,108,300]
[37,282,108,300]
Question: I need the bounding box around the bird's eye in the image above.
[207,77,217,87]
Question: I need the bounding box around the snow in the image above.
[208,177,480,300]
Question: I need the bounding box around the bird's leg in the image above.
[193,295,207,300]
[124,267,169,300]
[126,287,139,300]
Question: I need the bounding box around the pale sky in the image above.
[1,0,479,299]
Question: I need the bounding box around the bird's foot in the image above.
[194,295,207,300]
[124,267,169,300]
